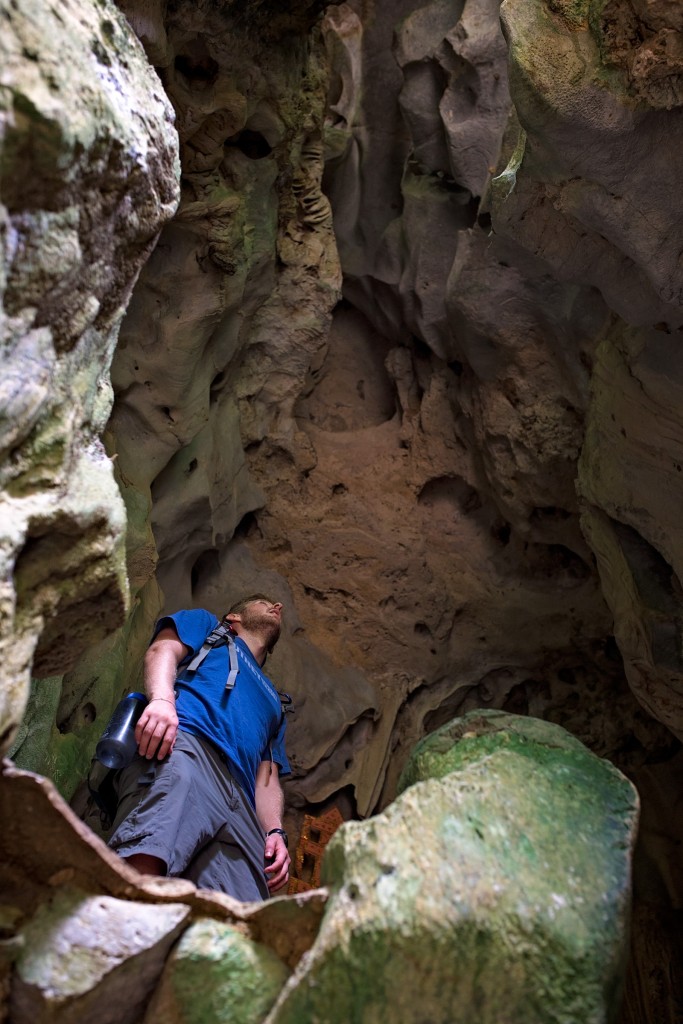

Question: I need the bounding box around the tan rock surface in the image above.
[2,0,683,1019]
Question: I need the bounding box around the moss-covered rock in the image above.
[145,918,290,1024]
[0,0,179,752]
[267,710,639,1024]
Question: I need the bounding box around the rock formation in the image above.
[1,0,683,1020]
[1,713,639,1024]
[0,0,179,751]
[267,711,639,1024]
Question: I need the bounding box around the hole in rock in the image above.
[530,506,571,524]
[414,622,431,636]
[210,370,226,403]
[503,683,529,716]
[526,543,591,580]
[492,522,511,546]
[418,476,482,516]
[80,702,97,726]
[448,360,463,376]
[190,549,220,595]
[295,303,395,431]
[174,52,219,85]
[234,512,260,540]
[224,130,272,159]
[611,520,680,613]
[186,458,198,475]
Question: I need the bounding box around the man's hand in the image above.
[138,626,187,760]
[264,833,291,892]
[135,698,178,760]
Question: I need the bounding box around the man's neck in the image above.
[233,627,268,667]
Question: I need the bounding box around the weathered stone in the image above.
[494,0,683,328]
[395,0,512,197]
[0,759,328,983]
[0,0,179,751]
[10,889,190,1024]
[145,918,290,1024]
[2,0,682,1017]
[397,706,596,788]
[267,711,639,1024]
[578,327,683,741]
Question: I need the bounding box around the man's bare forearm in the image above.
[135,629,186,759]
[255,762,285,831]
[144,644,179,702]
[255,764,290,891]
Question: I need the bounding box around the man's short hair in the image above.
[227,594,277,616]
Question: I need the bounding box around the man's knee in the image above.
[123,852,166,876]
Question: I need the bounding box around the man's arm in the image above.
[134,626,188,760]
[255,761,291,892]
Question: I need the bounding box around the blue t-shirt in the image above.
[153,609,290,805]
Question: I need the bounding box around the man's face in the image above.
[237,598,283,646]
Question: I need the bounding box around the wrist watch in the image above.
[266,827,288,847]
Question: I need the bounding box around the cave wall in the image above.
[2,0,683,1017]
[78,0,681,832]
[0,0,179,764]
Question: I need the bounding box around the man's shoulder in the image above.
[154,608,219,645]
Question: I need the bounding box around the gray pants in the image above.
[108,730,269,901]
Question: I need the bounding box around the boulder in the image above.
[267,710,639,1024]
[145,918,290,1024]
[10,888,189,1024]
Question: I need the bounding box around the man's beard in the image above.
[239,605,281,650]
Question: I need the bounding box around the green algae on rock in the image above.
[266,710,639,1024]
[145,918,290,1024]
[397,707,599,790]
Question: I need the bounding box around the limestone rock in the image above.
[267,711,639,1024]
[397,706,597,789]
[395,0,511,197]
[144,918,290,1024]
[494,0,683,329]
[0,0,179,750]
[1,0,681,1017]
[0,758,328,994]
[10,888,190,1024]
[483,0,683,739]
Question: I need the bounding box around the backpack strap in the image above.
[183,619,238,692]
[183,619,296,718]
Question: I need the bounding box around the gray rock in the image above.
[0,0,179,751]
[11,888,189,1024]
[267,711,639,1024]
[145,917,290,1024]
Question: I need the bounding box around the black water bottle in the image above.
[95,692,148,769]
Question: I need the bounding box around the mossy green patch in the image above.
[546,0,590,27]
[285,711,638,1024]
[165,919,289,1024]
[398,708,589,792]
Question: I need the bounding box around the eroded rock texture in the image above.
[267,712,639,1024]
[2,0,683,1020]
[0,0,179,751]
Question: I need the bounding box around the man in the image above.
[108,595,291,900]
